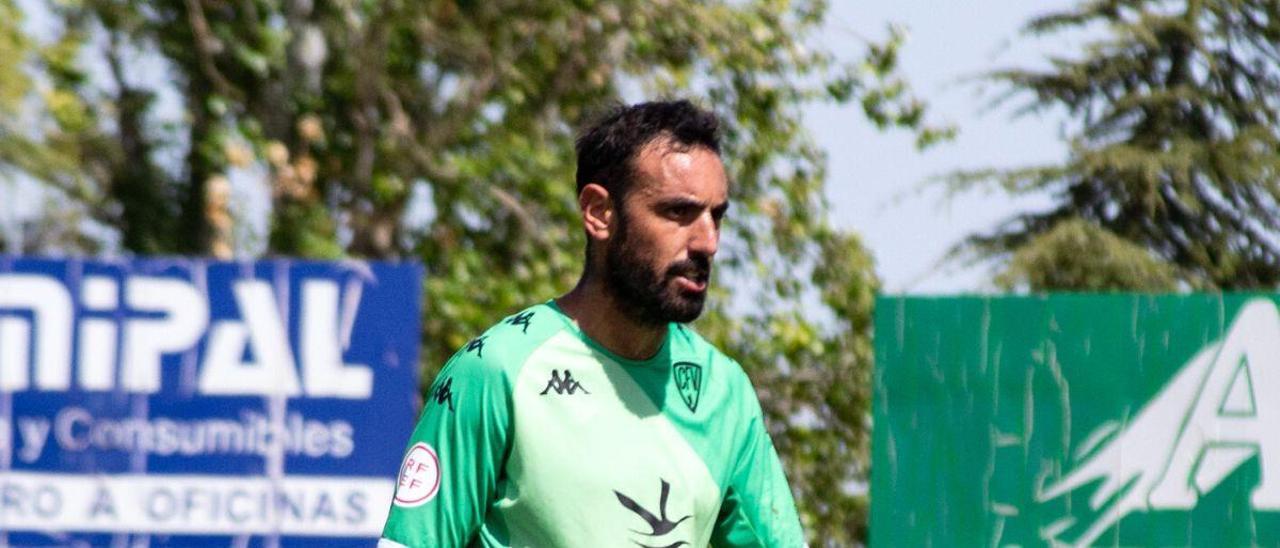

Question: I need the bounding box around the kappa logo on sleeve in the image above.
[430,377,455,411]
[505,311,535,333]
[394,442,441,507]
[465,335,487,358]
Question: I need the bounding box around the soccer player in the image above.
[380,100,806,547]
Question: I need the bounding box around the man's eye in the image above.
[665,206,696,219]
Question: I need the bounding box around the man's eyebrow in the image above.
[656,196,708,209]
[654,197,730,218]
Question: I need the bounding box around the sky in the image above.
[810,0,1089,293]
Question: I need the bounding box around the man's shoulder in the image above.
[443,302,568,379]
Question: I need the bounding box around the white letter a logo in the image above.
[1041,298,1280,546]
[1148,300,1280,509]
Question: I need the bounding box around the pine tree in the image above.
[949,0,1280,290]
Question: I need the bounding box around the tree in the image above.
[946,0,1280,291]
[0,0,32,174]
[3,1,946,542]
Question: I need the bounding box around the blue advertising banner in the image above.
[0,256,423,546]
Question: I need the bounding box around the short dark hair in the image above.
[575,100,721,204]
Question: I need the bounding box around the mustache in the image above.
[665,255,712,282]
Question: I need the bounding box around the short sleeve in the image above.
[380,344,512,547]
[710,384,807,547]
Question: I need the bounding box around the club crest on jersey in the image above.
[673,362,702,413]
[1040,298,1280,546]
[394,442,441,507]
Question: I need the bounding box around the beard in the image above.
[604,216,712,327]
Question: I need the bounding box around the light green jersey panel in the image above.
[381,301,805,547]
[497,329,723,546]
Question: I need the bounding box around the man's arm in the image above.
[380,346,511,547]
[710,392,807,547]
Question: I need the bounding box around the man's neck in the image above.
[556,276,667,361]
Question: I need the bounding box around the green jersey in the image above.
[379,301,805,547]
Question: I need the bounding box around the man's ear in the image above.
[579,183,614,243]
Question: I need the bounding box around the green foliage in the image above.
[945,0,1280,290]
[0,0,30,118]
[995,217,1180,291]
[3,0,947,543]
[0,0,105,253]
[0,0,33,185]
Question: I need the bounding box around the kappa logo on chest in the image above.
[540,369,590,395]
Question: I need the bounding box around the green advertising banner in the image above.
[873,294,1280,547]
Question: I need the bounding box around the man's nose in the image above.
[688,213,719,257]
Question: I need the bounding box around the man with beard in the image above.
[380,100,806,548]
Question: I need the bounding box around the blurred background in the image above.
[2,0,1279,544]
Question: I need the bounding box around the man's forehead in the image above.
[631,141,728,199]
